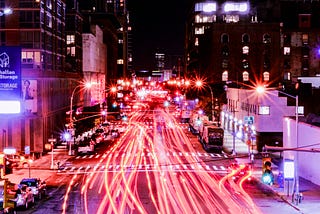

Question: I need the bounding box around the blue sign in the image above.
[0,46,22,113]
[244,116,254,124]
[0,46,21,99]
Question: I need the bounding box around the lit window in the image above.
[284,47,290,55]
[67,35,75,45]
[195,26,204,35]
[224,2,248,12]
[222,71,228,81]
[242,46,249,55]
[225,15,239,23]
[195,37,199,46]
[242,71,249,81]
[22,51,34,63]
[259,106,270,115]
[284,72,291,80]
[263,72,270,81]
[117,59,124,64]
[67,47,75,56]
[195,2,217,12]
[118,39,123,44]
[195,14,216,23]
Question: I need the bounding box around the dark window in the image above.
[242,34,250,43]
[284,59,291,69]
[263,34,271,44]
[284,34,291,44]
[221,46,229,57]
[221,34,229,43]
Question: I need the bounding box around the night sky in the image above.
[128,0,191,72]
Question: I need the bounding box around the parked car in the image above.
[5,154,31,168]
[15,185,34,209]
[111,129,120,138]
[19,178,46,200]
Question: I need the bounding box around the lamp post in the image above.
[28,159,33,178]
[69,85,80,155]
[256,86,300,203]
[69,82,92,155]
[195,80,215,122]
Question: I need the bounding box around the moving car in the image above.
[19,178,46,200]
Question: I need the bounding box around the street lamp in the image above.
[195,80,215,122]
[69,82,92,155]
[28,159,33,178]
[0,8,12,16]
[256,86,300,203]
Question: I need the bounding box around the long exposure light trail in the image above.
[63,108,263,214]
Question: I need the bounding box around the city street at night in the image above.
[1,1,320,214]
[6,104,320,214]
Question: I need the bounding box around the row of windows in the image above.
[17,31,64,51]
[21,51,64,71]
[221,33,271,44]
[17,10,64,33]
[222,70,270,82]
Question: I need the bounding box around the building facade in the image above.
[0,0,75,155]
[186,0,320,151]
[0,0,128,156]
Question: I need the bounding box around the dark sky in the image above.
[128,1,191,72]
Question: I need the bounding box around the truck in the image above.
[75,138,95,155]
[188,112,209,135]
[181,109,191,123]
[199,123,224,153]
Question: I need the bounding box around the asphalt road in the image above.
[10,112,303,214]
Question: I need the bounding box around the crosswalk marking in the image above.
[61,151,232,174]
[73,151,231,160]
[58,163,229,174]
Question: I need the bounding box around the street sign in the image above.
[48,138,56,143]
[25,146,30,155]
[244,116,254,124]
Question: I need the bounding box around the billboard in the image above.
[21,79,37,113]
[0,46,22,114]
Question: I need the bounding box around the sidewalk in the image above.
[5,148,70,184]
[223,130,320,214]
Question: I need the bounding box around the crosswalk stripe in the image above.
[73,152,231,159]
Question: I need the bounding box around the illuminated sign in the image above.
[284,159,295,180]
[258,106,270,115]
[195,2,217,12]
[203,3,217,12]
[224,2,249,13]
[0,46,22,114]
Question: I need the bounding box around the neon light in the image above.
[0,101,20,113]
[224,2,248,12]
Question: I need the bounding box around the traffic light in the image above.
[4,158,13,175]
[262,159,274,185]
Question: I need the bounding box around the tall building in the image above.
[185,0,320,151]
[0,0,130,156]
[0,0,75,155]
[186,0,320,87]
[78,0,132,82]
